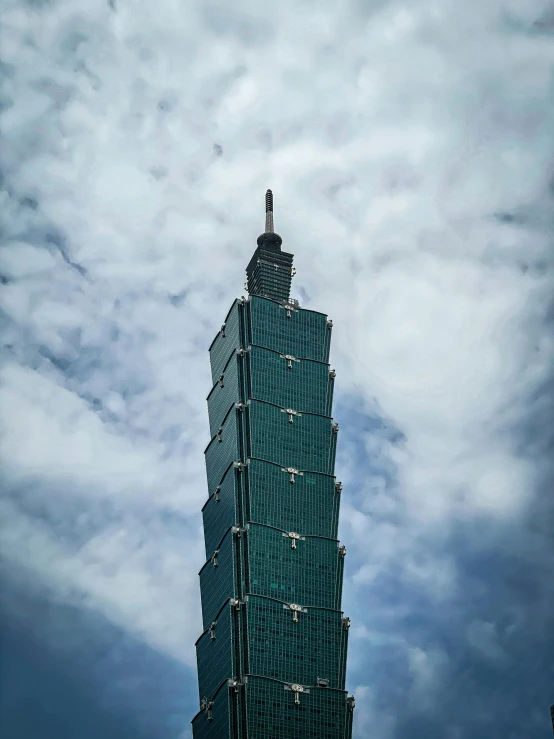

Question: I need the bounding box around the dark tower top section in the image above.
[246,189,295,303]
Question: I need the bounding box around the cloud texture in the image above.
[1,0,554,737]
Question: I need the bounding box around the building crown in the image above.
[246,189,294,302]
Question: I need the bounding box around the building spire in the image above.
[256,188,282,249]
[248,188,292,301]
[265,189,274,233]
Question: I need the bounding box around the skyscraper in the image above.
[192,191,354,738]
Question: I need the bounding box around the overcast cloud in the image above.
[1,0,553,737]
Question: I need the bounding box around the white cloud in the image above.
[0,362,205,511]
[1,0,553,735]
[0,496,203,663]
[351,684,396,739]
[407,646,449,708]
[466,620,508,663]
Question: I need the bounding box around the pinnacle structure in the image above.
[243,189,292,303]
[192,191,354,738]
[265,188,274,233]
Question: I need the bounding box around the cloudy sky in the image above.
[1,0,554,737]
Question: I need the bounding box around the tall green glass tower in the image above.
[192,191,355,739]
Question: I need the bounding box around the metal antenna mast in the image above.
[265,189,274,233]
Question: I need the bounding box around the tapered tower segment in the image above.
[192,191,355,738]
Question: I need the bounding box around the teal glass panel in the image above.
[246,460,339,540]
[196,603,235,702]
[248,345,333,417]
[244,676,351,739]
[209,300,243,385]
[246,524,343,611]
[247,400,336,475]
[192,684,230,739]
[328,424,338,472]
[202,465,240,560]
[204,408,240,493]
[244,596,347,690]
[199,529,238,631]
[207,353,242,441]
[247,297,331,364]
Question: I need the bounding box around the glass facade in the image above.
[193,219,354,737]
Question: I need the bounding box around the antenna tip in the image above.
[265,189,273,213]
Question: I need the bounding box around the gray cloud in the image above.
[1,0,553,737]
